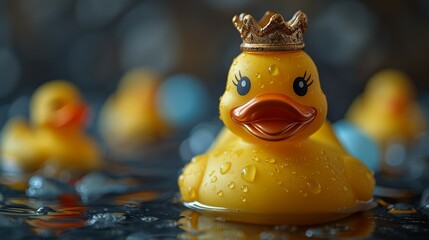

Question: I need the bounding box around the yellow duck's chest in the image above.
[197,139,357,213]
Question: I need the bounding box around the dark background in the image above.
[0,0,428,127]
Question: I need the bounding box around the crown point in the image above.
[232,10,308,52]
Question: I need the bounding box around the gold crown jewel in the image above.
[232,11,308,52]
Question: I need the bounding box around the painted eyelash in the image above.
[303,71,314,86]
[233,71,243,86]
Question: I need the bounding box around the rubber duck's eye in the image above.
[293,71,313,97]
[234,71,251,96]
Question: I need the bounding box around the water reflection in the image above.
[178,210,375,239]
[1,156,429,239]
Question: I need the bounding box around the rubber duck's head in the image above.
[363,69,415,115]
[219,11,327,143]
[117,68,161,102]
[31,81,88,130]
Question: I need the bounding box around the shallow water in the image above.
[1,145,429,239]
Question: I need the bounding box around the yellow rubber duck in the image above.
[1,81,101,174]
[98,69,170,153]
[178,11,375,225]
[346,69,426,148]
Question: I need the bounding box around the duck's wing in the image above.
[178,153,208,202]
[310,121,347,154]
[0,118,46,172]
[179,128,235,202]
[343,156,375,202]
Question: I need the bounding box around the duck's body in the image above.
[99,69,169,152]
[180,123,374,225]
[347,97,425,147]
[1,81,101,174]
[1,122,100,173]
[179,11,375,225]
[37,128,100,172]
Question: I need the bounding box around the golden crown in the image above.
[232,11,308,52]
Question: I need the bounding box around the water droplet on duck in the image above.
[259,83,265,89]
[241,196,247,202]
[241,165,257,183]
[220,162,231,175]
[274,179,283,185]
[331,177,337,181]
[228,182,235,189]
[343,185,349,192]
[265,158,276,164]
[284,188,289,192]
[217,190,224,197]
[214,150,223,157]
[256,73,261,78]
[307,179,322,194]
[291,170,296,175]
[211,176,218,183]
[252,156,260,162]
[268,65,279,76]
[235,149,244,157]
[241,185,248,193]
[209,170,215,177]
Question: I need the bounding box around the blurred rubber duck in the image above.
[99,68,209,154]
[1,81,101,174]
[178,11,375,225]
[99,69,169,152]
[346,69,426,148]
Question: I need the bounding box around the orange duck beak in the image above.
[52,102,88,128]
[231,93,316,141]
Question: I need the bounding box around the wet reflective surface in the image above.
[0,142,428,240]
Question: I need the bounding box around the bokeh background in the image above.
[1,0,428,129]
